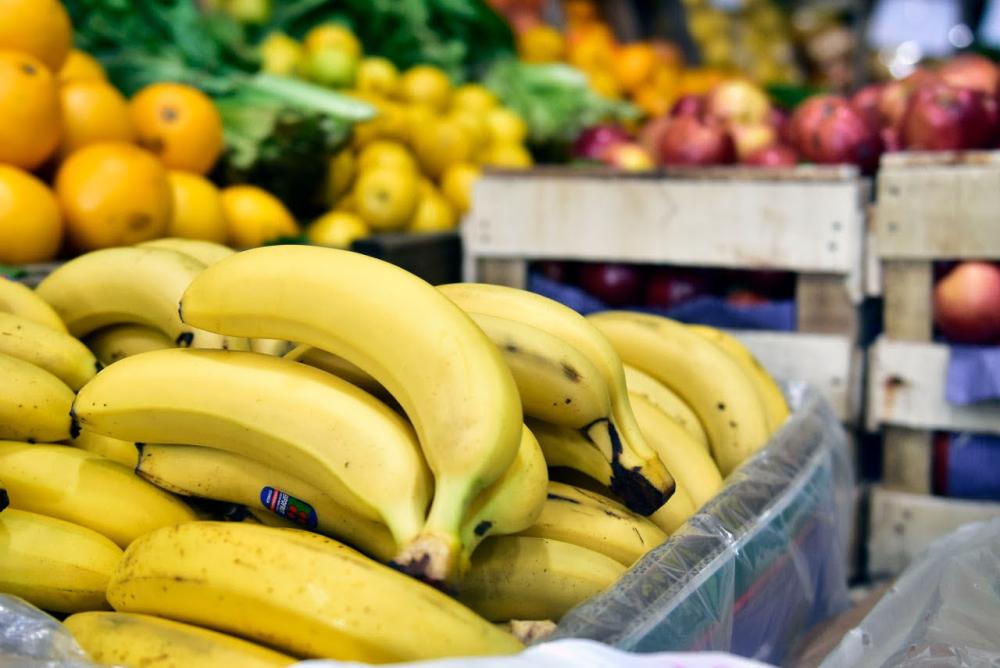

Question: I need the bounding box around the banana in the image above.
[72,348,432,551]
[35,246,250,350]
[250,338,294,356]
[64,611,297,668]
[438,283,674,516]
[629,393,724,508]
[0,442,197,547]
[107,522,523,661]
[527,417,613,486]
[1,487,8,512]
[649,483,696,535]
[458,536,625,622]
[136,443,397,562]
[587,312,769,476]
[84,324,173,366]
[0,312,100,390]
[67,431,139,468]
[137,237,236,265]
[687,324,790,433]
[0,277,67,332]
[285,343,392,401]
[0,353,74,442]
[0,508,121,613]
[179,246,523,584]
[519,481,666,566]
[623,364,709,449]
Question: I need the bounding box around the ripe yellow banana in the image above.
[0,312,99,390]
[629,393,724,508]
[687,324,790,433]
[0,508,121,613]
[527,417,614,486]
[519,481,666,566]
[107,522,523,661]
[285,343,392,401]
[84,324,173,366]
[35,247,250,350]
[649,483,697,535]
[0,353,74,442]
[1,486,7,512]
[137,237,236,265]
[459,536,625,622]
[136,443,397,562]
[588,312,769,476]
[0,442,197,547]
[65,611,297,668]
[0,277,67,332]
[67,431,139,468]
[438,283,674,516]
[623,364,709,449]
[72,348,432,550]
[179,246,523,584]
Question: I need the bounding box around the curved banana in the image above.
[136,443,397,562]
[35,247,250,350]
[527,417,613,486]
[687,324,790,433]
[519,481,666,566]
[1,487,8,512]
[250,338,294,356]
[179,246,523,584]
[438,283,673,516]
[0,277,67,332]
[72,348,432,550]
[588,312,769,476]
[137,237,236,265]
[623,364,709,449]
[0,442,197,547]
[458,536,625,622]
[107,522,523,661]
[67,432,139,468]
[0,508,122,613]
[0,312,99,390]
[0,353,74,443]
[649,483,696,535]
[84,324,173,366]
[285,343,392,401]
[65,611,297,668]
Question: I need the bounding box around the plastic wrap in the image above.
[0,596,92,667]
[819,518,1000,668]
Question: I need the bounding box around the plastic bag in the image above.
[0,595,92,668]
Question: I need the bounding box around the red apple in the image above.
[579,263,644,306]
[790,95,882,173]
[851,83,883,129]
[743,144,798,166]
[727,289,769,306]
[938,54,1000,95]
[933,261,1000,343]
[902,82,995,150]
[670,94,706,118]
[573,124,631,161]
[705,79,772,125]
[638,115,672,162]
[659,116,736,166]
[644,269,710,309]
[729,122,777,160]
[770,107,792,144]
[602,142,655,171]
[880,126,903,153]
[879,69,937,129]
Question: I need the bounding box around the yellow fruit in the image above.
[308,210,369,248]
[325,149,355,204]
[356,57,399,97]
[55,142,171,251]
[440,162,480,215]
[334,191,356,213]
[220,185,298,248]
[0,0,72,72]
[259,32,303,76]
[300,47,357,88]
[0,165,62,264]
[613,43,658,92]
[450,84,497,113]
[58,80,135,158]
[59,50,106,83]
[377,100,409,143]
[447,109,489,154]
[166,171,227,243]
[353,168,419,231]
[482,142,533,169]
[587,69,621,98]
[413,119,473,179]
[409,189,456,232]
[402,104,437,147]
[357,140,418,174]
[399,65,452,111]
[304,24,362,59]
[485,107,528,145]
[0,50,61,170]
[517,25,566,63]
[129,82,224,175]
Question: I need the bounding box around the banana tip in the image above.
[609,461,674,516]
[391,532,460,592]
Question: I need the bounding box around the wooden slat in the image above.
[882,428,932,494]
[471,258,528,289]
[882,261,933,341]
[796,274,858,337]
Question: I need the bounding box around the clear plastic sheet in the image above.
[0,596,92,668]
[819,518,1000,668]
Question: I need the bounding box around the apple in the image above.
[743,144,798,166]
[670,94,706,118]
[579,263,644,306]
[705,79,772,125]
[938,54,999,95]
[902,82,995,150]
[729,122,777,160]
[644,269,710,309]
[878,69,938,129]
[602,142,655,171]
[789,95,882,173]
[659,116,736,166]
[770,106,792,144]
[573,124,631,161]
[851,83,883,129]
[933,261,1000,343]
[638,115,672,162]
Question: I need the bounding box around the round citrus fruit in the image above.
[0,50,61,170]
[301,47,357,88]
[450,84,497,113]
[58,50,106,83]
[353,168,419,231]
[413,119,472,179]
[259,32,303,76]
[0,0,72,72]
[409,189,456,232]
[325,149,355,205]
[55,142,172,251]
[485,107,527,145]
[357,140,417,174]
[220,185,298,248]
[308,210,369,248]
[402,104,438,147]
[356,57,399,97]
[482,142,533,168]
[0,165,62,264]
[613,43,658,92]
[447,109,490,154]
[440,162,480,215]
[399,65,451,111]
[129,82,224,175]
[166,171,227,243]
[58,80,135,158]
[517,25,565,63]
[303,24,361,59]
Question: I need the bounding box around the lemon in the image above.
[451,84,498,113]
[334,190,356,213]
[354,168,419,231]
[413,118,473,179]
[409,189,457,232]
[357,140,417,174]
[325,149,355,205]
[304,24,362,59]
[399,65,451,111]
[308,210,369,248]
[356,57,399,97]
[446,109,490,154]
[302,47,357,88]
[220,185,298,248]
[166,171,227,243]
[482,142,533,169]
[259,32,303,76]
[486,107,528,145]
[402,104,438,148]
[440,163,480,216]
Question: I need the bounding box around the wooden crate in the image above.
[463,166,872,422]
[870,151,1000,494]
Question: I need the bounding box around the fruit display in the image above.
[0,241,790,664]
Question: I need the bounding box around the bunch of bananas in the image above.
[0,241,788,666]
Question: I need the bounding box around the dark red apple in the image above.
[670,94,706,118]
[638,115,672,163]
[573,124,631,161]
[659,116,736,166]
[880,126,903,153]
[879,69,937,129]
[769,107,792,145]
[705,78,772,125]
[938,54,1000,95]
[743,143,797,166]
[790,95,882,173]
[644,269,710,309]
[579,263,644,306]
[745,269,795,296]
[933,261,1000,343]
[851,83,884,129]
[902,82,995,150]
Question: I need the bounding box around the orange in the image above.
[0,51,61,170]
[307,210,369,248]
[399,66,452,111]
[355,57,399,97]
[0,165,62,264]
[613,43,657,92]
[633,85,672,118]
[220,185,298,248]
[59,50,106,83]
[586,68,621,99]
[55,142,172,251]
[353,168,419,231]
[566,24,616,71]
[517,25,565,63]
[0,0,72,72]
[412,119,473,179]
[129,82,224,175]
[564,0,599,26]
[303,24,362,59]
[440,163,480,215]
[166,171,227,243]
[356,140,417,174]
[58,80,135,159]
